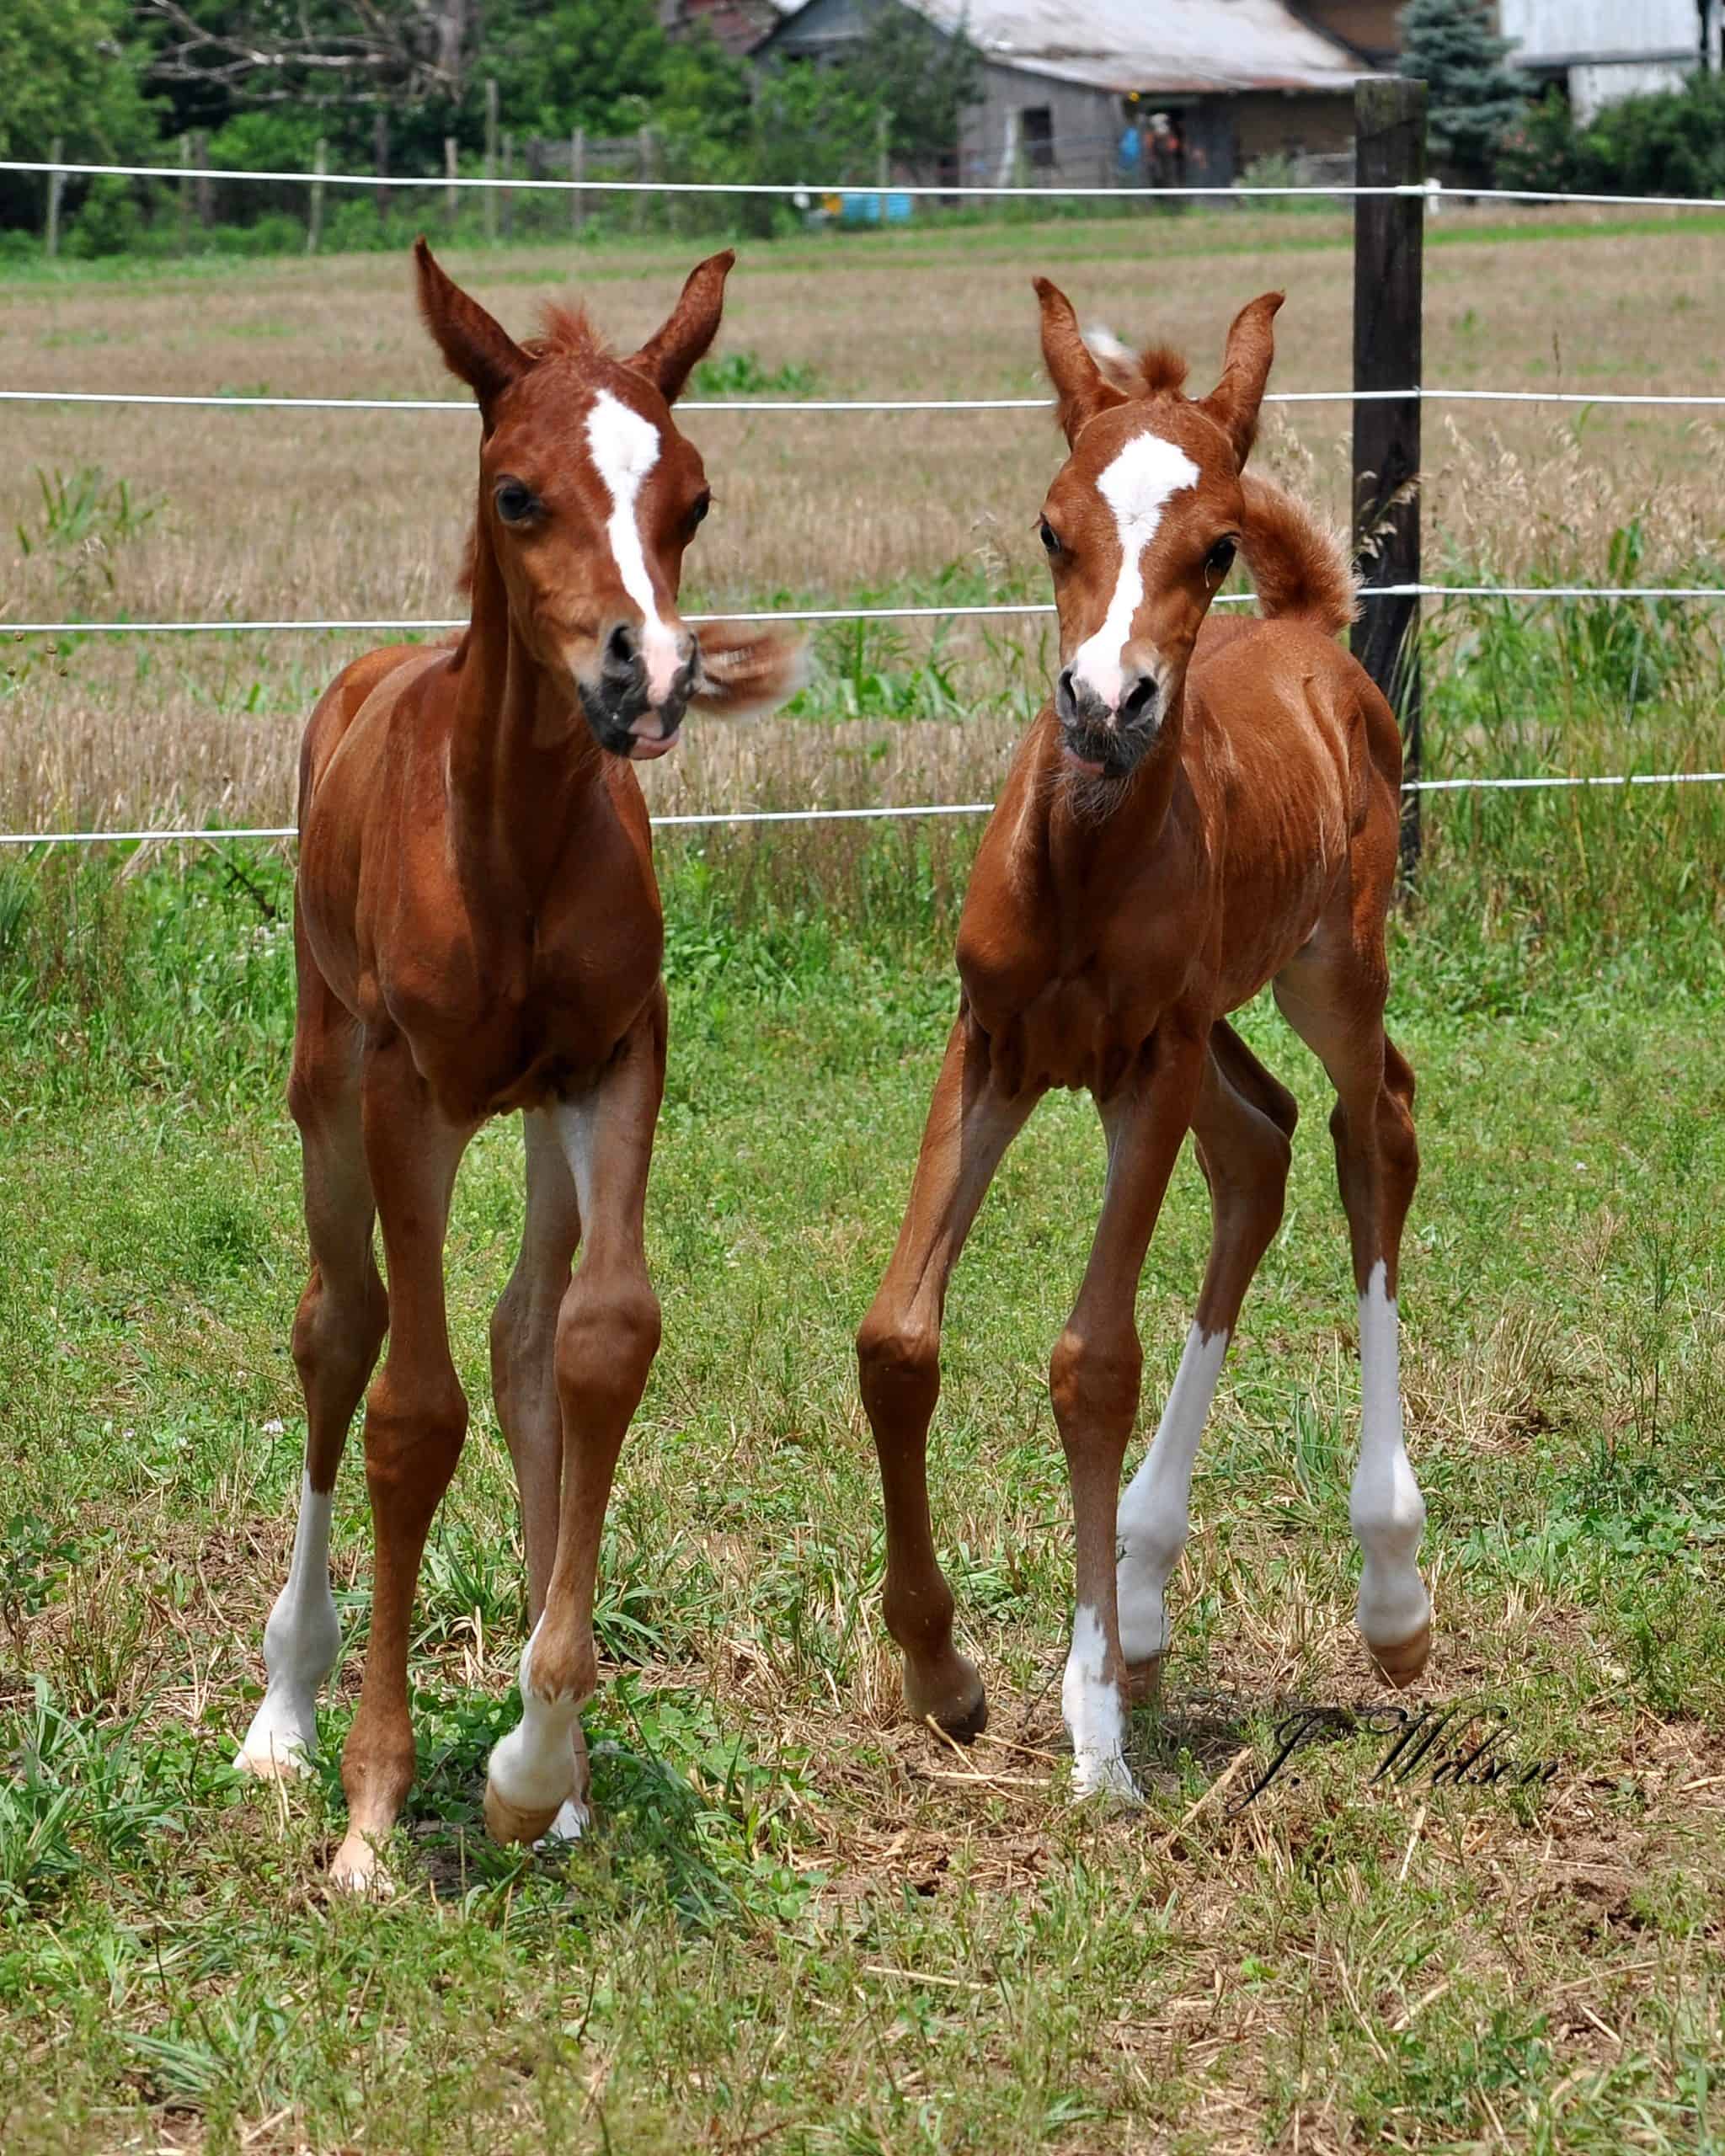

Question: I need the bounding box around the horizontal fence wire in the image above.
[9,386,1725,415]
[8,157,1725,212]
[8,586,1725,639]
[4,772,1723,850]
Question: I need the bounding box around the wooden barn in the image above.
[750,0,1377,189]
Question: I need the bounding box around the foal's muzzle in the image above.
[579,622,698,761]
[1055,665,1161,776]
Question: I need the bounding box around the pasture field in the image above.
[2,213,1724,2153]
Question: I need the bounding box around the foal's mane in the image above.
[1082,323,1190,402]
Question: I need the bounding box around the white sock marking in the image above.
[1353,1262,1429,1648]
[1115,1324,1230,1666]
[1070,430,1199,708]
[487,1616,585,1822]
[235,1475,340,1776]
[1061,1602,1139,1801]
[585,388,681,702]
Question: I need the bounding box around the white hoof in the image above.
[233,1700,317,1780]
[536,1797,590,1850]
[328,1828,393,1898]
[1071,1749,1145,1807]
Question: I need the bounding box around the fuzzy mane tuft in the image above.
[523,301,606,363]
[1238,475,1359,636]
[1082,323,1190,400]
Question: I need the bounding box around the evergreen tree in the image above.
[1397,0,1527,185]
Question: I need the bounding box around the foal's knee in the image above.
[554,1270,660,1418]
[1049,1324,1142,1439]
[857,1304,942,1427]
[362,1367,467,1497]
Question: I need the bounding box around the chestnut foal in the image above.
[857,285,1429,1802]
[234,242,800,1889]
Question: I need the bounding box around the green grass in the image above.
[0,798,1722,2151]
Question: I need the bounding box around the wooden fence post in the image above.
[502,132,515,242]
[179,131,193,252]
[636,125,653,233]
[571,126,585,236]
[307,137,326,253]
[445,136,459,234]
[876,108,889,229]
[1351,76,1426,882]
[484,78,499,243]
[45,136,63,259]
[193,130,213,228]
[374,109,390,228]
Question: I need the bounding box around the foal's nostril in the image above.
[606,622,638,670]
[1119,674,1159,726]
[1055,666,1079,720]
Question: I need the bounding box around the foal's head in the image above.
[414,239,800,760]
[1032,280,1284,779]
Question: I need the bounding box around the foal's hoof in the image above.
[328,1829,394,1899]
[483,1780,566,1849]
[906,1653,989,1745]
[1368,1621,1432,1689]
[1124,1653,1166,1708]
[1071,1748,1145,1809]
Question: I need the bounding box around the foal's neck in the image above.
[1046,691,1188,893]
[448,513,611,894]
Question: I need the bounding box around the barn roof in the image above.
[760,0,1372,93]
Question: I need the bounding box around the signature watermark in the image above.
[1230,1699,1561,1812]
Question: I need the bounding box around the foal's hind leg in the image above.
[237,942,387,1779]
[489,1108,590,1841]
[1114,1021,1297,1700]
[1275,942,1429,1685]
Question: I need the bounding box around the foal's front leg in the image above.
[484,995,666,1845]
[333,1038,478,1893]
[1055,1025,1204,1801]
[857,1012,1039,1741]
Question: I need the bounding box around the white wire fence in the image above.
[5,154,1723,851]
[9,157,1725,212]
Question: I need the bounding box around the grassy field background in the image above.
[2,211,1723,2153]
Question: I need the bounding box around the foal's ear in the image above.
[1199,291,1284,467]
[1033,276,1127,445]
[627,249,736,403]
[414,237,528,419]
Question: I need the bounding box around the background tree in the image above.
[0,0,160,232]
[1397,0,1527,185]
[837,4,983,177]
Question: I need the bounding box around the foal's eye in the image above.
[1204,536,1237,584]
[494,478,537,526]
[1039,517,1062,557]
[686,490,711,535]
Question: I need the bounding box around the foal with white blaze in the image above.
[234,242,801,1889]
[857,284,1430,1801]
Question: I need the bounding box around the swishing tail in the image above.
[1238,475,1359,636]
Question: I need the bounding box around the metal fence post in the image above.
[1351,77,1426,881]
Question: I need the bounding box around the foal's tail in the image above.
[1238,476,1359,638]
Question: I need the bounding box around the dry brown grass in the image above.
[3,206,1723,835]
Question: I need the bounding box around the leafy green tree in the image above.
[0,0,161,231]
[1497,70,1725,200]
[1397,0,1527,185]
[485,0,670,139]
[837,3,983,175]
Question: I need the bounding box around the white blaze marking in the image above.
[1352,1262,1429,1649]
[1116,1324,1230,1666]
[1060,1602,1139,1801]
[1070,430,1200,709]
[234,1474,340,1775]
[585,387,681,703]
